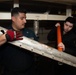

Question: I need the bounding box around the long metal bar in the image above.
[0,26,76,67]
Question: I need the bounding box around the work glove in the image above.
[5,30,23,41]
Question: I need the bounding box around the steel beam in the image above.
[0,26,76,67]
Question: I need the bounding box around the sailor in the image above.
[0,7,38,75]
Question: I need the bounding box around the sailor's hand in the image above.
[58,42,65,51]
[55,23,60,27]
[5,30,23,41]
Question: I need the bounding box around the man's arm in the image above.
[47,27,57,41]
[0,34,7,46]
[0,30,23,46]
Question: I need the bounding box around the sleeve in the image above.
[47,27,57,41]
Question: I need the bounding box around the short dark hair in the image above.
[11,7,26,16]
[65,16,76,25]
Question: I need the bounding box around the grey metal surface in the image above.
[0,26,76,67]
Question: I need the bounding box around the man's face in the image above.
[12,12,26,30]
[64,21,73,33]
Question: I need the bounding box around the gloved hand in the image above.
[5,30,23,41]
